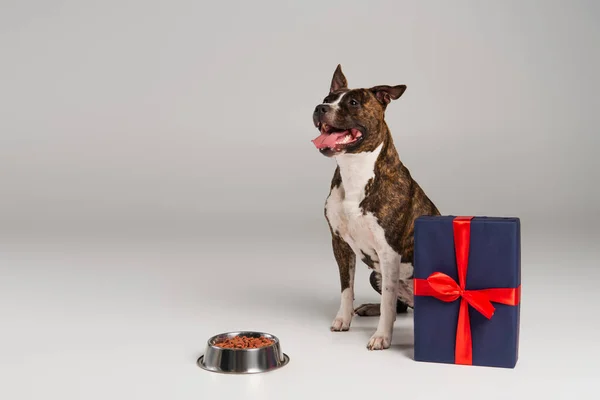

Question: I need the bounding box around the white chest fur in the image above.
[325,144,384,266]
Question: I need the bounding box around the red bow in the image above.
[413,217,521,365]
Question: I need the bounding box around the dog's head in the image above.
[312,65,406,157]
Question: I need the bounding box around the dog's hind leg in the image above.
[354,271,410,316]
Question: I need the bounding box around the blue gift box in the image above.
[413,216,521,368]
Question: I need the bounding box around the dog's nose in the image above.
[315,104,331,115]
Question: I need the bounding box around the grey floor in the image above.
[1,225,598,400]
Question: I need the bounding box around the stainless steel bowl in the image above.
[197,331,289,374]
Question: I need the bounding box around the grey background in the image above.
[1,1,600,399]
[2,0,598,239]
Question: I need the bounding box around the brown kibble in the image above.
[213,335,275,349]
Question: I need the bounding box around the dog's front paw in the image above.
[367,332,391,350]
[330,315,352,332]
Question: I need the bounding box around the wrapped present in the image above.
[413,216,521,368]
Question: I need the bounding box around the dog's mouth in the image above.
[311,123,363,154]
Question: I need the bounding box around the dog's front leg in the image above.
[367,252,400,350]
[330,234,356,332]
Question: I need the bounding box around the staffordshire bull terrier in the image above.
[312,65,440,350]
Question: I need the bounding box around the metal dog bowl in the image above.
[197,331,289,374]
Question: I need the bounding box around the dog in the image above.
[311,65,440,350]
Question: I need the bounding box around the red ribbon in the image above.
[413,217,521,365]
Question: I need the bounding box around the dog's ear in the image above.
[330,64,348,93]
[370,85,407,106]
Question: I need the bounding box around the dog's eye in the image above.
[349,99,359,106]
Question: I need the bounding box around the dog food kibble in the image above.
[214,335,275,349]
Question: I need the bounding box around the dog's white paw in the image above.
[330,315,352,332]
[367,332,391,350]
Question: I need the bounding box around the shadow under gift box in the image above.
[413,216,521,368]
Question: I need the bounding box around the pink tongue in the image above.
[311,131,348,149]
